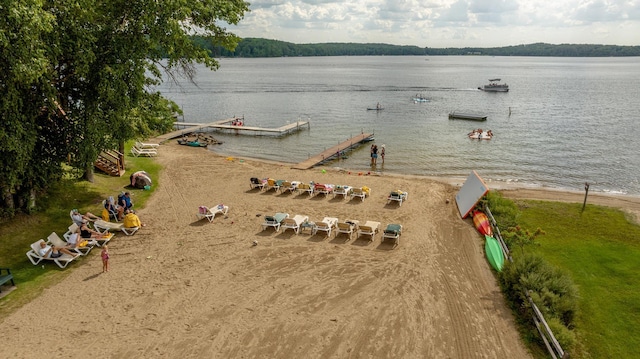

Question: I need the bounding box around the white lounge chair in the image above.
[130,147,158,157]
[135,141,160,149]
[336,219,359,240]
[262,212,289,232]
[313,217,338,237]
[314,183,334,197]
[296,183,314,197]
[382,224,403,246]
[350,187,371,202]
[196,204,229,222]
[333,185,352,200]
[47,232,95,256]
[250,177,266,191]
[281,214,309,234]
[357,221,380,241]
[94,219,138,236]
[26,239,78,269]
[280,181,298,194]
[265,178,283,192]
[387,191,408,206]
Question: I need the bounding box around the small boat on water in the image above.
[485,235,505,272]
[472,210,493,236]
[412,94,429,103]
[479,78,509,92]
[449,112,487,121]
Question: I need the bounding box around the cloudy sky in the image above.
[227,0,640,47]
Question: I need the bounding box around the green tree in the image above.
[0,0,249,215]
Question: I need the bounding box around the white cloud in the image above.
[228,0,640,46]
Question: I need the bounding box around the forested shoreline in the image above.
[193,37,640,57]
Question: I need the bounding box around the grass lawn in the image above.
[0,142,161,317]
[513,200,640,359]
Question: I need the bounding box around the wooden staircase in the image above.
[95,150,125,176]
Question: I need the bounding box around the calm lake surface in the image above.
[156,56,640,195]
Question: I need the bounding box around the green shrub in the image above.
[484,191,520,228]
[499,253,579,328]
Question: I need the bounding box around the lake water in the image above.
[156,56,640,196]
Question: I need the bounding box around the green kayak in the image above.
[485,235,504,272]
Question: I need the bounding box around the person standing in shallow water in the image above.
[372,145,378,166]
[381,144,386,164]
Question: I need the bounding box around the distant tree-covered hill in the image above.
[190,37,640,57]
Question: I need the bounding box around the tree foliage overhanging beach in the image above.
[0,0,249,217]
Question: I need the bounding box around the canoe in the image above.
[472,210,493,236]
[367,107,384,111]
[485,235,504,272]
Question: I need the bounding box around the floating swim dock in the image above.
[292,133,374,170]
[448,112,487,121]
[156,118,310,141]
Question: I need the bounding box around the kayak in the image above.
[485,235,504,272]
[472,210,493,236]
[367,107,384,111]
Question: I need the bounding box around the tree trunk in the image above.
[2,186,14,212]
[84,163,95,182]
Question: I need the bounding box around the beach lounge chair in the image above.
[265,178,283,192]
[47,232,95,256]
[250,177,266,191]
[296,183,314,197]
[281,214,309,234]
[350,187,371,202]
[387,190,408,206]
[313,217,338,237]
[333,185,352,200]
[314,183,334,197]
[336,219,359,240]
[262,212,289,232]
[102,199,120,222]
[130,146,158,157]
[382,224,403,246]
[26,239,78,269]
[280,181,297,194]
[357,221,380,241]
[94,219,138,236]
[135,141,160,149]
[196,204,229,222]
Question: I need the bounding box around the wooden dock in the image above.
[156,118,310,141]
[292,133,374,170]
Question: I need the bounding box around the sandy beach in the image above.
[2,142,639,358]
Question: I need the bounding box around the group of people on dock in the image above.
[468,129,493,140]
[231,117,244,126]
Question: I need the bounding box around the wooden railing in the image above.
[95,150,125,176]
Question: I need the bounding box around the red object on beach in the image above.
[472,210,493,236]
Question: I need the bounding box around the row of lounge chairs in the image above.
[26,207,141,268]
[250,178,376,202]
[251,177,409,206]
[261,213,403,246]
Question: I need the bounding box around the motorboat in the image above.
[412,94,429,103]
[479,79,509,92]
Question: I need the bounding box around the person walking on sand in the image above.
[101,245,110,272]
[380,144,386,164]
